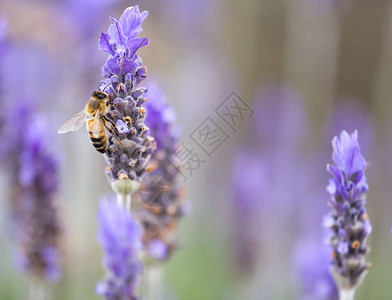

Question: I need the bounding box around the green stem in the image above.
[112,179,140,211]
[116,192,131,211]
[28,278,47,300]
[339,288,355,300]
[143,264,163,300]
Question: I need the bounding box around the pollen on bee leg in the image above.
[351,240,360,249]
[123,116,132,124]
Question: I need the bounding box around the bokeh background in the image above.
[1,0,392,299]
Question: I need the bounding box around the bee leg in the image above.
[108,102,122,107]
[103,115,117,128]
[103,121,124,146]
[105,76,121,97]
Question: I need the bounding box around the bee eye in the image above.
[94,91,107,99]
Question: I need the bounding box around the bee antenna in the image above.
[102,81,116,93]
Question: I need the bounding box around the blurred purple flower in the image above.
[230,150,266,276]
[136,83,187,262]
[250,83,311,216]
[230,84,311,276]
[147,240,169,260]
[1,42,58,106]
[144,83,178,150]
[0,18,7,54]
[18,115,59,193]
[326,130,371,290]
[294,238,338,300]
[96,198,142,300]
[0,18,8,152]
[4,100,62,282]
[252,84,309,158]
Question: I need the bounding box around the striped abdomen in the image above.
[87,118,107,153]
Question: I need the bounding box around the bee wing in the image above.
[92,106,103,139]
[58,109,86,134]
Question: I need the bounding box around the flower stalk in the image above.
[143,264,163,300]
[112,179,140,211]
[339,288,355,300]
[28,278,48,300]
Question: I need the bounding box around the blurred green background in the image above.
[1,0,392,299]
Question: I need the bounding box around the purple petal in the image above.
[120,7,141,40]
[332,130,366,177]
[120,59,138,75]
[105,57,120,75]
[98,32,115,56]
[107,22,121,45]
[140,10,149,22]
[127,37,148,59]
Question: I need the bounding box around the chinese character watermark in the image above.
[137,173,174,208]
[171,141,206,180]
[189,117,230,157]
[138,91,253,207]
[215,92,253,131]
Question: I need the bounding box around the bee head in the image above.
[93,90,109,101]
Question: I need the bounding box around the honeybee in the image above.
[58,90,117,153]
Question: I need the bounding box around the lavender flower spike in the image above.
[98,6,154,198]
[135,83,187,263]
[96,198,142,300]
[326,130,371,298]
[5,101,62,282]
